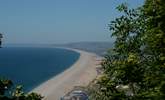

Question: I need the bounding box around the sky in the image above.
[0,0,144,44]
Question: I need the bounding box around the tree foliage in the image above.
[89,0,165,100]
[0,78,43,100]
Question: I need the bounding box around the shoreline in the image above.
[31,48,101,100]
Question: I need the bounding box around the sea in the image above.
[0,46,80,92]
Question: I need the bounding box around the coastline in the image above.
[31,48,101,100]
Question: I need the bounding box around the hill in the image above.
[53,42,114,56]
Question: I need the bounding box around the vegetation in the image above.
[89,0,165,100]
[0,78,43,100]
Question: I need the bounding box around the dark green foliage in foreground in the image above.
[0,79,43,100]
[89,0,165,100]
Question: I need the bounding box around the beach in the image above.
[31,49,101,100]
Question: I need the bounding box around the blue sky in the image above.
[0,0,144,44]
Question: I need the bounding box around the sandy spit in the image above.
[31,48,100,100]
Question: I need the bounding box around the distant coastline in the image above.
[5,41,113,56]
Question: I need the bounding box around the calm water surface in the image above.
[0,47,80,92]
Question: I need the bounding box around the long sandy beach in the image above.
[31,49,100,100]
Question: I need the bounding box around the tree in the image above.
[89,0,165,99]
[0,33,3,48]
[141,0,165,99]
[0,78,43,100]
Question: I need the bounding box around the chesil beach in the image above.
[0,0,152,100]
[31,48,101,100]
[0,43,108,100]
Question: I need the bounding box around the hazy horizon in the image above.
[0,0,143,44]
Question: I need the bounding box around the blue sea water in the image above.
[0,47,80,92]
